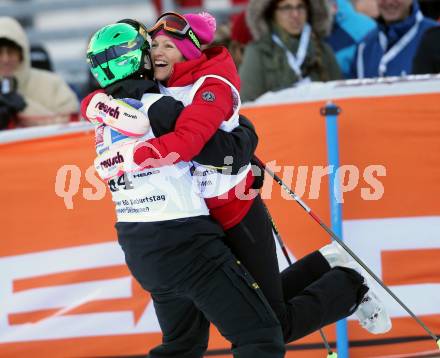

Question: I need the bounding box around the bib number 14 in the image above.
[108,173,134,192]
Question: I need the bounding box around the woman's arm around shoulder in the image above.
[133,78,234,167]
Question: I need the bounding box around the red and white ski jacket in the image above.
[133,47,256,229]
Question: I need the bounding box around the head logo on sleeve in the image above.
[202,91,216,102]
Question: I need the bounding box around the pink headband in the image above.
[152,12,216,60]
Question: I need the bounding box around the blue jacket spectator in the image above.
[327,0,377,78]
[353,0,438,78]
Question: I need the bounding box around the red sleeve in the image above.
[133,78,233,168]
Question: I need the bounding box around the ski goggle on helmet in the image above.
[148,12,201,50]
[87,21,150,88]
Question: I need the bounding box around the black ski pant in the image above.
[224,195,368,342]
[116,216,285,358]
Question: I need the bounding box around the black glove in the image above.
[0,78,26,129]
[0,92,26,111]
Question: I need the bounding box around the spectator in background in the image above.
[229,11,254,68]
[412,26,440,74]
[353,0,438,78]
[327,0,377,78]
[0,17,78,129]
[240,0,342,102]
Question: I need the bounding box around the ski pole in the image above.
[255,156,440,350]
[262,202,337,358]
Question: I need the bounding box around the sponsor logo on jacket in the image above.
[123,111,138,119]
[96,101,120,119]
[100,152,124,168]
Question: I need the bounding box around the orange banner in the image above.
[0,90,439,357]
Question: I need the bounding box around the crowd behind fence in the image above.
[0,0,439,130]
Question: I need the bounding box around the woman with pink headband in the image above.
[137,9,390,350]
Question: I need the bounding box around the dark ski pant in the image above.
[116,216,285,358]
[224,195,368,342]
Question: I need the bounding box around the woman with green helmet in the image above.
[83,20,286,358]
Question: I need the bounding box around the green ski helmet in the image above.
[87,20,152,88]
